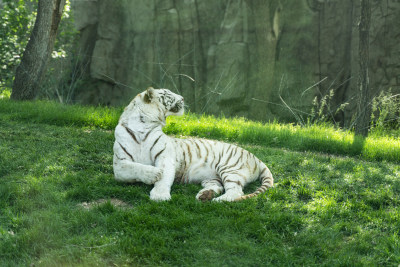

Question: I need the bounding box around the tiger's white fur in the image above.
[113,87,274,201]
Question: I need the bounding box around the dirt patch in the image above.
[77,198,132,210]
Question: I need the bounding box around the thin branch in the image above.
[301,76,328,97]
[251,98,311,115]
[175,73,195,82]
[100,73,128,87]
[277,74,305,126]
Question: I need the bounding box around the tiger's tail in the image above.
[236,162,274,201]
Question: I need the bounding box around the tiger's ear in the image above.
[144,87,154,103]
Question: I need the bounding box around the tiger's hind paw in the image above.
[196,189,215,202]
[213,191,243,202]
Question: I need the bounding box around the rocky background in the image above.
[70,0,400,125]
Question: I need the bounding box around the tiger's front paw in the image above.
[150,187,171,201]
[143,166,163,185]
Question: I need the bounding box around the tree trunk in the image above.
[355,0,371,136]
[11,0,65,100]
[248,0,280,120]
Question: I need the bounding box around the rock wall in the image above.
[71,0,400,124]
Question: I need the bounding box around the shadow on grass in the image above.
[351,134,366,156]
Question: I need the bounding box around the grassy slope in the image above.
[1,99,399,163]
[0,100,400,266]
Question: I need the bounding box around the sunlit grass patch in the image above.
[0,99,121,129]
[363,135,400,161]
[1,99,399,162]
[166,114,400,163]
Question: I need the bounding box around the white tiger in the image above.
[113,87,274,201]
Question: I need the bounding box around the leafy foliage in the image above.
[0,0,36,94]
[0,0,79,102]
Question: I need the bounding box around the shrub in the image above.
[370,89,400,134]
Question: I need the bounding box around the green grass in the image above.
[1,99,400,163]
[1,99,400,266]
[0,99,121,129]
[165,114,400,163]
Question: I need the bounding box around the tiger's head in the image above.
[141,87,185,117]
